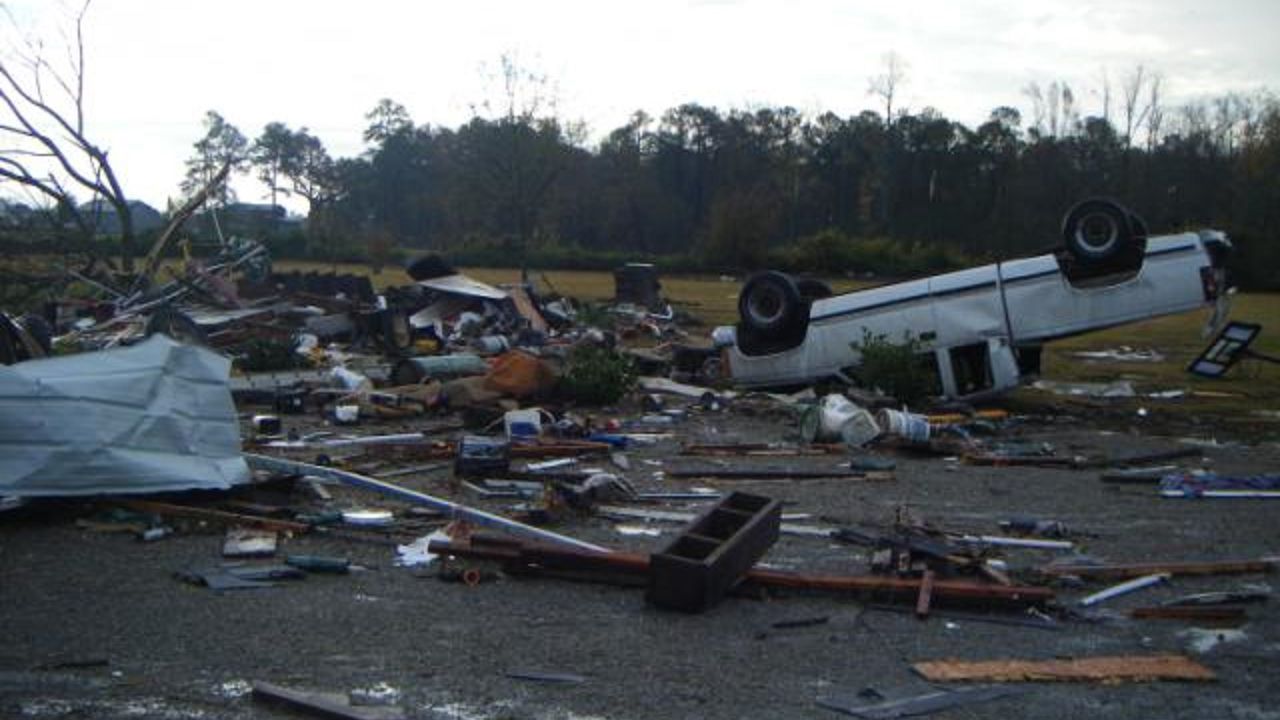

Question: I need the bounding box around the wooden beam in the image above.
[114,500,309,533]
[1042,559,1275,580]
[914,655,1215,683]
[1131,606,1247,624]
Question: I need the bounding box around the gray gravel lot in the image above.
[3,408,1279,720]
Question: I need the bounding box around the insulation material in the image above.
[0,334,249,496]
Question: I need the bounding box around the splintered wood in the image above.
[913,654,1215,683]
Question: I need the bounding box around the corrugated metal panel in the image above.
[0,334,249,496]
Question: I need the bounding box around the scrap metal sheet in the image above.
[417,274,508,300]
[0,334,249,496]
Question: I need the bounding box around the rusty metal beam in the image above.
[429,536,1054,607]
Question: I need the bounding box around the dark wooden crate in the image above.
[647,491,781,612]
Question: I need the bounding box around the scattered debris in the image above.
[1180,627,1249,654]
[1,229,1274,718]
[251,680,405,720]
[1160,472,1280,498]
[222,528,278,558]
[816,685,1027,719]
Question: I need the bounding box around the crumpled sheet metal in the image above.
[0,334,249,496]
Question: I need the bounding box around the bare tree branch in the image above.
[0,0,136,268]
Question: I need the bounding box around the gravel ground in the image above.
[3,405,1279,720]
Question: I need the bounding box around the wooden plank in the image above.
[114,500,309,533]
[915,570,935,618]
[1131,606,1247,624]
[1042,559,1275,579]
[913,654,1215,683]
[664,468,882,480]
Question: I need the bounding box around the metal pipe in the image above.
[244,453,609,554]
[1078,573,1170,607]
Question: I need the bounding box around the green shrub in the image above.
[558,344,636,405]
[852,330,937,406]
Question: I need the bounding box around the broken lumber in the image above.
[1131,606,1247,624]
[114,500,310,534]
[681,443,847,457]
[963,453,1079,468]
[664,468,886,481]
[913,654,1215,683]
[1042,558,1276,580]
[915,569,935,618]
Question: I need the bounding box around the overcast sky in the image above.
[4,0,1278,212]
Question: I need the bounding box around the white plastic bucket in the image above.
[818,394,859,438]
[839,409,881,447]
[800,394,880,446]
[798,405,821,443]
[875,408,931,443]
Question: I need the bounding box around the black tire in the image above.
[405,254,455,282]
[738,271,802,336]
[796,278,833,302]
[1061,198,1143,264]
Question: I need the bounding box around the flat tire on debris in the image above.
[1061,197,1147,266]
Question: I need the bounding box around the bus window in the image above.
[949,342,993,394]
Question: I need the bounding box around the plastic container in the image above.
[801,394,880,446]
[333,404,360,424]
[504,408,544,439]
[331,366,372,392]
[473,335,511,354]
[798,405,822,443]
[838,409,881,447]
[876,408,931,443]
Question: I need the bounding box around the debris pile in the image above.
[1,248,1276,719]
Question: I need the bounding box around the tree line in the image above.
[225,83,1275,288]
